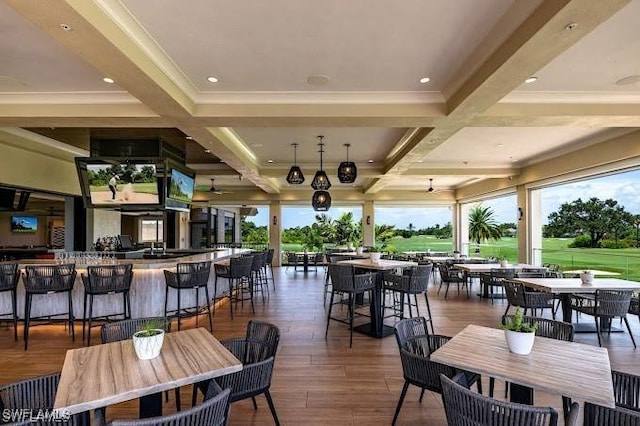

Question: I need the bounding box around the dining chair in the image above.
[440,373,579,426]
[503,280,555,319]
[81,263,133,346]
[437,263,468,299]
[571,289,636,348]
[0,262,20,341]
[0,372,91,426]
[612,369,640,412]
[101,383,231,426]
[164,260,213,331]
[583,401,640,425]
[383,264,434,333]
[325,264,376,348]
[391,317,482,426]
[213,256,254,320]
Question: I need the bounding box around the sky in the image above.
[248,169,640,229]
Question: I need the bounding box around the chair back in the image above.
[101,317,171,343]
[177,261,212,288]
[594,290,633,317]
[504,280,527,307]
[394,317,431,350]
[440,374,560,426]
[23,264,76,293]
[408,264,432,290]
[583,402,640,426]
[265,248,275,265]
[516,271,546,278]
[245,320,281,362]
[0,262,19,291]
[82,264,133,294]
[612,369,640,411]
[250,252,265,273]
[437,263,461,283]
[224,256,251,279]
[108,386,231,426]
[490,268,516,280]
[327,264,375,293]
[502,314,574,341]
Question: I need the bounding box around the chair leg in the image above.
[325,291,335,339]
[11,289,17,341]
[424,293,434,334]
[174,388,181,411]
[251,396,258,410]
[195,287,200,328]
[24,294,31,350]
[87,294,94,346]
[623,316,637,348]
[204,285,213,332]
[419,388,426,402]
[349,294,355,348]
[68,291,74,342]
[489,377,495,397]
[82,292,88,342]
[264,390,281,426]
[595,317,602,347]
[392,381,410,426]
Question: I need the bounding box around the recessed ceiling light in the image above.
[419,77,431,84]
[206,76,219,83]
[185,136,193,140]
[102,77,115,84]
[368,160,374,163]
[267,159,274,163]
[497,144,504,147]
[615,75,640,86]
[59,23,73,31]
[204,149,211,154]
[251,143,263,148]
[564,22,578,31]
[524,76,537,84]
[307,75,330,86]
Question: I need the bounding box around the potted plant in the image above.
[501,308,537,355]
[132,319,165,360]
[370,245,383,263]
[498,257,509,268]
[580,270,595,285]
[453,250,461,259]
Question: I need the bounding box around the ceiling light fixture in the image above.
[337,143,357,183]
[59,23,72,31]
[312,190,331,212]
[419,77,431,84]
[206,76,219,83]
[103,77,115,84]
[286,142,305,185]
[311,136,331,191]
[368,159,374,163]
[524,76,537,84]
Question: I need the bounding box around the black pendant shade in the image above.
[312,190,332,211]
[311,136,331,190]
[337,143,357,183]
[285,143,305,185]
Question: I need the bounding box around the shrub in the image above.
[568,234,594,248]
[600,239,631,249]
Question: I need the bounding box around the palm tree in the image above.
[468,205,502,246]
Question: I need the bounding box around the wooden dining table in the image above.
[337,258,416,338]
[513,277,640,332]
[431,324,615,408]
[54,327,242,418]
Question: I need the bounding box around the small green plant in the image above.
[501,308,537,333]
[137,319,165,337]
[370,245,383,253]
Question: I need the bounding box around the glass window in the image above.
[224,214,235,243]
[140,219,163,242]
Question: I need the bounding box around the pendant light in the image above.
[285,142,305,184]
[311,136,331,190]
[337,143,357,183]
[312,190,332,211]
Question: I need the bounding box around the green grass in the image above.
[281,236,640,281]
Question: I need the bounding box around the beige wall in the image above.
[0,213,48,247]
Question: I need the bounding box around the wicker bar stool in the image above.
[214,256,254,320]
[22,264,77,350]
[164,260,213,331]
[81,263,133,346]
[0,262,20,341]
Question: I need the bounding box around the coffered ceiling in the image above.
[1,0,639,205]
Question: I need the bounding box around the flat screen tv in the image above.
[76,158,164,210]
[167,168,195,203]
[11,215,38,233]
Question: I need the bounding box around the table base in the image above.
[139,392,163,418]
[353,323,395,338]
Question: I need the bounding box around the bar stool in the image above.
[81,263,133,346]
[214,256,254,320]
[265,248,276,291]
[250,252,268,303]
[164,260,213,331]
[0,262,20,341]
[23,264,77,350]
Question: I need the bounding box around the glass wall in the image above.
[140,218,163,242]
[374,206,453,253]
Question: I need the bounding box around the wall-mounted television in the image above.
[167,168,195,203]
[11,215,38,233]
[76,157,164,210]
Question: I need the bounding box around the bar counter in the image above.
[0,248,250,319]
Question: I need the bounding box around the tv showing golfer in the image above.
[87,164,159,205]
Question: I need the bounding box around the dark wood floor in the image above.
[1,266,639,425]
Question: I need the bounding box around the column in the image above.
[363,201,374,247]
[269,201,282,266]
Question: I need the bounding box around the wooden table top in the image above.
[455,263,545,272]
[431,324,614,408]
[337,258,417,271]
[514,277,640,294]
[54,328,242,415]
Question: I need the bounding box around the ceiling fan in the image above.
[413,178,452,194]
[209,178,233,195]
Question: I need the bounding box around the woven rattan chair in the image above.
[164,261,213,331]
[583,401,640,425]
[249,252,268,303]
[192,321,281,425]
[479,268,516,304]
[0,372,91,425]
[22,264,77,350]
[440,373,579,426]
[325,264,376,348]
[437,263,468,299]
[612,369,640,412]
[0,262,20,341]
[214,256,254,319]
[503,280,555,319]
[103,383,231,426]
[383,264,434,333]
[100,317,180,412]
[264,249,276,291]
[392,317,482,426]
[81,264,133,346]
[571,289,636,348]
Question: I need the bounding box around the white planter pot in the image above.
[356,247,364,255]
[580,272,595,285]
[500,260,509,268]
[370,252,382,262]
[133,329,165,360]
[504,329,535,355]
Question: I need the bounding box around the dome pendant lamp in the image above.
[312,190,332,211]
[285,142,305,184]
[337,143,357,183]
